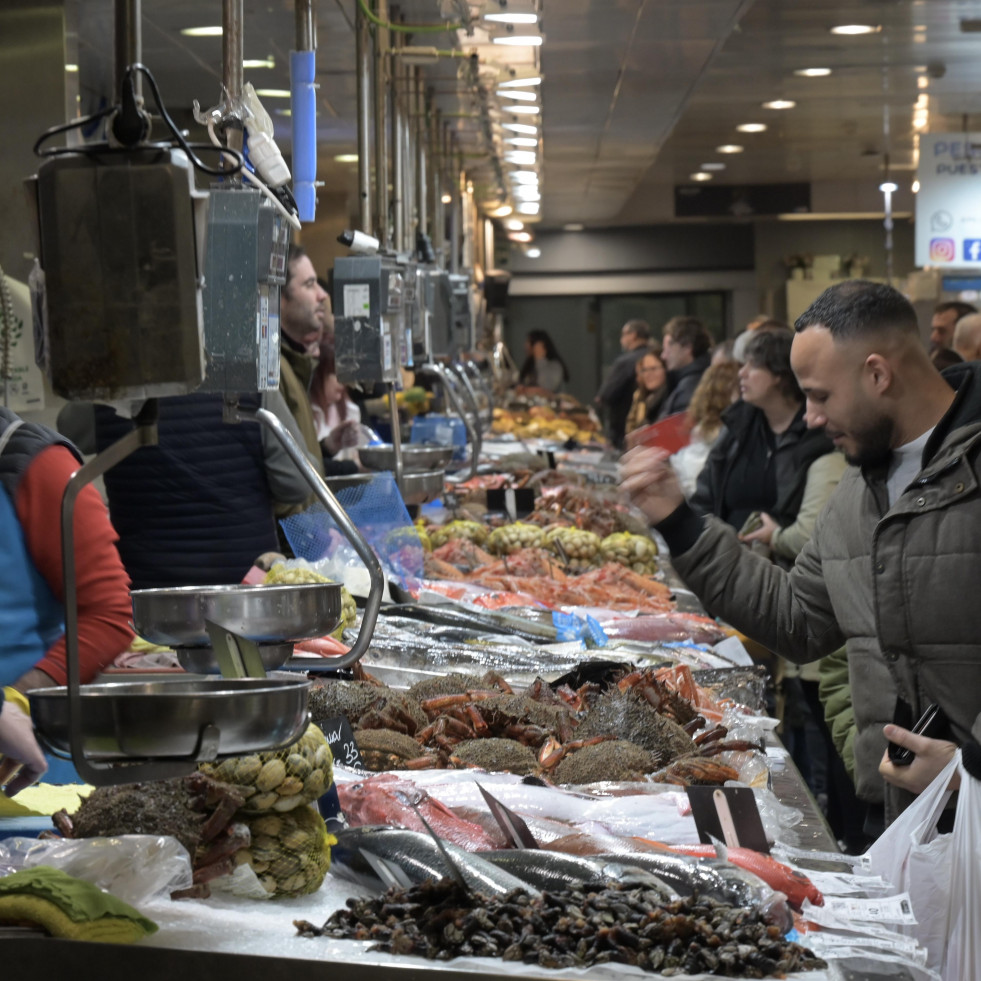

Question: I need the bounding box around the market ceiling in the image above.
[71,0,981,229]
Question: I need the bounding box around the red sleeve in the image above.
[15,445,134,684]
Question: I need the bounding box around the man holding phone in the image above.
[621,281,981,827]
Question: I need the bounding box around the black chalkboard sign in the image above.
[320,715,365,773]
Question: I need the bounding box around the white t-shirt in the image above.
[311,398,361,442]
[886,427,933,507]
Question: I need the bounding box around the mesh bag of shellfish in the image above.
[199,723,333,814]
[280,472,424,585]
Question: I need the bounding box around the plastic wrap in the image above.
[0,834,192,905]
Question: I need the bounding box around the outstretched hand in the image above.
[0,698,48,797]
[879,724,959,794]
[618,446,685,525]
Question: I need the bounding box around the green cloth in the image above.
[818,646,856,781]
[0,865,158,940]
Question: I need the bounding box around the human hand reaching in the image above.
[618,446,685,525]
[0,694,48,796]
[739,511,778,546]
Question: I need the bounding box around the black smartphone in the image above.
[887,703,946,766]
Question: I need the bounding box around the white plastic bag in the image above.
[864,751,959,973]
[943,754,981,980]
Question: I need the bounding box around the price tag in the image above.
[802,893,918,927]
[320,715,365,773]
[686,785,769,853]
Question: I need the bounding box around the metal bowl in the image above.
[131,583,342,649]
[359,443,454,473]
[326,469,445,506]
[28,677,311,761]
[175,641,295,675]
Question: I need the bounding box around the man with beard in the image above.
[620,280,981,829]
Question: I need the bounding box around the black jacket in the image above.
[658,354,711,419]
[596,347,647,448]
[690,399,834,535]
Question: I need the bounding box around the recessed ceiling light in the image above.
[490,204,513,217]
[492,34,544,46]
[879,181,898,193]
[181,25,223,37]
[794,67,832,77]
[503,122,538,135]
[498,75,542,88]
[513,187,541,201]
[505,150,537,165]
[716,144,744,154]
[508,137,539,147]
[830,24,881,35]
[701,162,726,171]
[762,99,795,110]
[690,172,713,182]
[441,193,452,203]
[918,75,929,89]
[563,223,584,231]
[497,89,537,101]
[505,219,525,231]
[65,63,78,72]
[334,154,358,163]
[484,12,539,24]
[736,123,767,133]
[507,105,541,115]
[510,171,539,184]
[517,201,540,214]
[912,179,920,193]
[525,247,542,258]
[254,88,291,98]
[243,57,276,69]
[509,231,533,242]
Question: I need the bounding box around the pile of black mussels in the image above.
[295,879,825,978]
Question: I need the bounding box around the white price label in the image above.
[803,893,918,927]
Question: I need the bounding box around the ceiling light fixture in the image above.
[736,123,767,133]
[503,122,538,135]
[492,34,544,46]
[830,24,881,35]
[505,219,525,230]
[243,57,276,69]
[879,181,899,193]
[517,201,540,214]
[794,67,832,77]
[65,63,78,72]
[507,105,541,115]
[701,162,726,171]
[498,74,543,88]
[912,179,920,193]
[509,231,533,242]
[716,144,744,154]
[254,88,291,98]
[441,192,452,203]
[181,25,223,37]
[526,247,542,258]
[563,223,584,232]
[490,204,513,217]
[690,173,713,182]
[485,12,539,24]
[510,171,539,184]
[762,99,795,110]
[513,187,541,201]
[505,150,537,165]
[508,137,539,147]
[334,154,358,163]
[496,89,537,101]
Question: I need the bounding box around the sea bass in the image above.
[479,849,678,899]
[330,826,538,898]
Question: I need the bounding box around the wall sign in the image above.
[915,133,981,269]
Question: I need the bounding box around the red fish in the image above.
[337,774,499,852]
[663,843,823,909]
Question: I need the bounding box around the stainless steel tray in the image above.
[326,469,444,506]
[175,641,295,675]
[29,678,311,761]
[131,583,342,648]
[359,443,454,472]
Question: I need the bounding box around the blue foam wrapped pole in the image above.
[290,49,317,222]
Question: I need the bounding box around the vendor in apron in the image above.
[0,408,133,788]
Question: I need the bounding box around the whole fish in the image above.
[479,849,678,899]
[666,843,823,909]
[330,826,538,898]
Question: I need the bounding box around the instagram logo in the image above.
[930,238,956,262]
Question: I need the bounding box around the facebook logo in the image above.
[965,240,981,262]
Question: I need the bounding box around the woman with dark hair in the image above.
[691,328,843,555]
[518,329,570,393]
[624,349,668,433]
[310,340,363,474]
